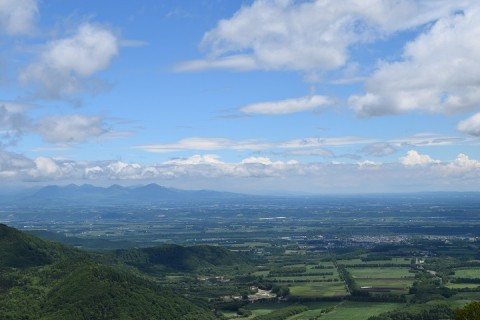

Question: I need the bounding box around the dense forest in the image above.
[0,224,217,319]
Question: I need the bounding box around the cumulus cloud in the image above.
[0,0,38,35]
[36,114,108,144]
[399,150,440,166]
[20,23,119,99]
[240,95,331,115]
[457,113,480,136]
[350,5,480,117]
[176,0,465,72]
[1,151,480,193]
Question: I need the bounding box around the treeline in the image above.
[268,266,306,275]
[253,304,308,320]
[340,263,412,268]
[271,279,339,283]
[368,303,453,320]
[450,278,480,284]
[268,272,334,277]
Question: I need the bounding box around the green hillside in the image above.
[0,224,215,320]
[113,243,254,274]
[0,223,79,268]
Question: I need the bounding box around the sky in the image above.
[1,0,480,194]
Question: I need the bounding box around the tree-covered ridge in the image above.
[113,243,254,273]
[0,224,216,319]
[42,261,214,320]
[0,223,79,268]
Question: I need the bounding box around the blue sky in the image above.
[1,0,480,194]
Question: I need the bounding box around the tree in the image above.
[455,301,480,320]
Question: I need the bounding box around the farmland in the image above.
[3,192,480,319]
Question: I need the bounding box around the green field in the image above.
[304,301,401,320]
[289,282,348,297]
[446,283,480,289]
[245,302,289,317]
[356,278,413,292]
[348,267,413,279]
[454,268,480,279]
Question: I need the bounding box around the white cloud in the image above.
[360,143,397,157]
[0,150,33,177]
[279,136,379,148]
[399,150,440,166]
[350,5,480,117]
[164,154,223,165]
[36,114,108,144]
[448,153,480,170]
[133,136,381,154]
[390,134,464,148]
[133,137,270,153]
[240,95,331,115]
[2,151,480,193]
[0,0,37,35]
[20,23,119,99]
[282,148,334,157]
[457,113,480,136]
[438,154,480,180]
[175,55,257,72]
[0,102,32,145]
[178,0,465,72]
[357,160,382,169]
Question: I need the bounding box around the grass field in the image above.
[446,292,480,309]
[348,267,413,279]
[446,283,480,289]
[277,302,338,320]
[301,301,401,320]
[454,268,480,279]
[244,302,290,317]
[355,278,413,292]
[289,282,348,297]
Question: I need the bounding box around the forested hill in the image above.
[0,224,216,319]
[0,223,80,268]
[112,243,255,273]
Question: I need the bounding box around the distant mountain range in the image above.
[3,183,248,206]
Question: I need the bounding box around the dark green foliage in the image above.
[0,224,77,268]
[454,301,480,320]
[114,243,252,273]
[0,224,215,320]
[368,303,454,320]
[362,254,393,262]
[253,304,308,320]
[42,262,214,320]
[26,229,136,250]
[269,265,306,276]
[409,273,453,303]
[271,284,290,297]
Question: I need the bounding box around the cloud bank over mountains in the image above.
[1,148,479,194]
